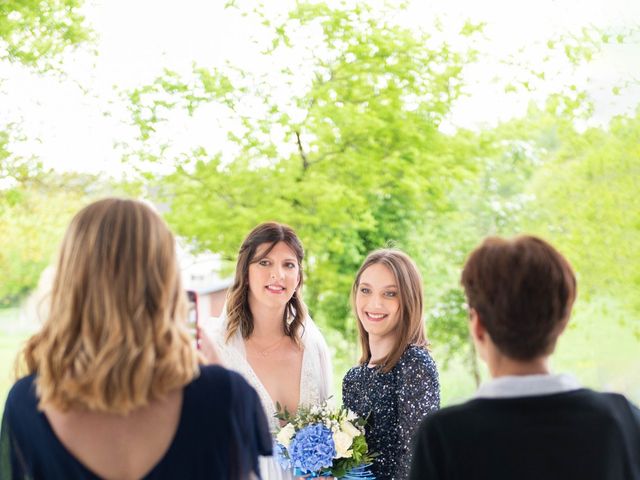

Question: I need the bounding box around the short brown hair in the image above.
[21,198,199,414]
[352,249,428,373]
[225,222,307,344]
[461,235,576,360]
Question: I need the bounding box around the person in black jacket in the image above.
[409,235,640,480]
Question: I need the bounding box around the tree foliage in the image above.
[0,0,90,68]
[0,0,635,397]
[523,107,640,318]
[124,1,481,330]
[424,99,640,376]
[0,0,92,306]
[121,4,639,383]
[0,171,118,305]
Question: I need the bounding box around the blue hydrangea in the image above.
[288,423,336,473]
[274,442,292,470]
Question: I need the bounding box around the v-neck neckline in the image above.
[240,337,306,416]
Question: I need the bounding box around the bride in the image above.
[201,222,332,479]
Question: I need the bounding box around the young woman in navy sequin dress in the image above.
[342,249,440,479]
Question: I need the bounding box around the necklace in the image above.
[247,335,286,357]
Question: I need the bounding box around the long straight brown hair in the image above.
[225,222,307,344]
[352,249,428,373]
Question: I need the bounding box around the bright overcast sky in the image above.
[1,0,638,176]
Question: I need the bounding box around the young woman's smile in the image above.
[248,241,300,310]
[356,263,400,338]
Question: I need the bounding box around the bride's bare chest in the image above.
[246,343,303,412]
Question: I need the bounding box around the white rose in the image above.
[340,420,361,439]
[333,430,354,459]
[276,423,296,448]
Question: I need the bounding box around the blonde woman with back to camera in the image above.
[0,198,271,480]
[200,222,332,480]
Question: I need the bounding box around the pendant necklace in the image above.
[249,335,285,357]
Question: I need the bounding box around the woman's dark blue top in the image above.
[342,345,440,480]
[0,365,272,479]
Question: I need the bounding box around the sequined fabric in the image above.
[342,345,440,480]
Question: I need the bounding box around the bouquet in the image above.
[274,401,376,479]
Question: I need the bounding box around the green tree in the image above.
[0,170,119,305]
[0,0,90,67]
[120,3,639,393]
[425,99,640,387]
[0,0,92,306]
[524,107,640,321]
[1,0,91,192]
[421,123,548,383]
[123,1,480,331]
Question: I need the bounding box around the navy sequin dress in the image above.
[342,345,440,480]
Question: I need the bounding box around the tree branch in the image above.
[295,130,310,170]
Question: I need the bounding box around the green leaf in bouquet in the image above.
[274,401,293,423]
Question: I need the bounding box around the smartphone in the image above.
[186,290,200,349]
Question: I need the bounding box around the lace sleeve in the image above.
[301,316,333,404]
[315,323,333,401]
[394,348,440,479]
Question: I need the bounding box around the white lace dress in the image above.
[204,313,333,480]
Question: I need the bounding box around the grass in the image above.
[1,296,639,413]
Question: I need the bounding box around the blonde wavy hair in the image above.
[352,249,428,373]
[225,222,307,345]
[20,198,199,414]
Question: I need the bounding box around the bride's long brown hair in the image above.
[225,222,307,345]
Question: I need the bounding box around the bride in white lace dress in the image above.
[200,222,332,480]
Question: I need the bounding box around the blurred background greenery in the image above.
[1,0,638,409]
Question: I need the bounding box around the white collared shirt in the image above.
[475,373,581,399]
